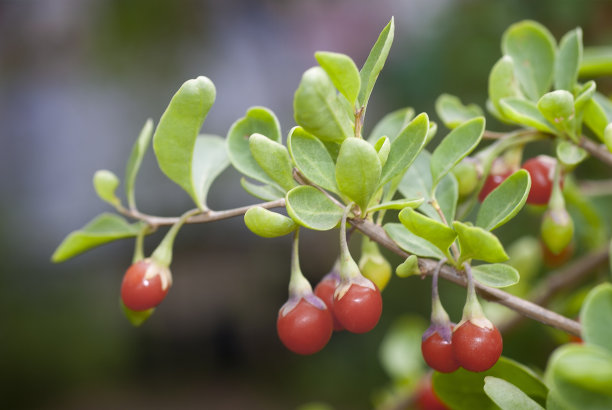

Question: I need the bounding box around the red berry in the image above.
[522,156,559,205]
[452,321,503,372]
[277,298,333,355]
[541,240,574,268]
[333,282,382,334]
[121,259,171,311]
[415,376,449,410]
[314,275,344,331]
[422,330,460,373]
[478,159,514,202]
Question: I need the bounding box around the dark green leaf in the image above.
[285,186,342,231]
[125,118,153,209]
[358,17,394,109]
[476,170,531,231]
[435,93,484,129]
[249,133,297,192]
[315,51,361,105]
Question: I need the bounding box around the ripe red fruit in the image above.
[121,259,172,311]
[277,297,333,355]
[522,155,559,205]
[314,273,344,331]
[452,321,503,372]
[422,328,460,373]
[478,158,514,202]
[333,281,382,334]
[415,376,449,410]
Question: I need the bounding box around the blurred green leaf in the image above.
[52,213,143,263]
[335,138,381,212]
[434,357,548,410]
[584,92,612,140]
[502,20,556,101]
[367,107,415,144]
[358,17,394,109]
[574,80,596,114]
[395,254,421,278]
[379,315,427,381]
[244,206,297,238]
[192,135,230,208]
[430,117,485,187]
[472,263,520,288]
[285,186,342,231]
[555,28,582,92]
[580,46,612,77]
[367,198,423,213]
[249,133,297,192]
[153,76,216,210]
[476,170,531,231]
[484,377,544,410]
[500,97,555,132]
[580,283,612,353]
[489,56,524,117]
[240,178,284,201]
[93,170,121,208]
[315,51,361,105]
[537,90,575,137]
[227,106,282,187]
[374,136,390,167]
[294,66,354,143]
[384,223,446,259]
[453,221,509,264]
[399,208,456,258]
[125,118,153,209]
[435,93,484,129]
[557,141,587,166]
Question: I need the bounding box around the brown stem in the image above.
[579,136,612,168]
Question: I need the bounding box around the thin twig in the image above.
[579,179,612,197]
[579,136,612,168]
[482,130,507,139]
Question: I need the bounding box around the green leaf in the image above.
[435,172,459,224]
[288,126,339,194]
[434,356,548,410]
[502,20,556,101]
[484,377,545,410]
[379,315,427,381]
[335,137,381,212]
[399,208,456,257]
[435,93,484,129]
[555,28,583,91]
[580,46,612,77]
[285,186,342,231]
[489,56,524,116]
[430,117,485,187]
[358,17,394,108]
[121,300,154,327]
[537,90,575,136]
[315,51,361,105]
[367,107,415,144]
[93,170,121,207]
[384,223,446,259]
[453,221,509,264]
[52,214,143,263]
[580,283,612,354]
[227,106,282,185]
[605,124,612,153]
[546,344,612,410]
[584,92,612,140]
[395,255,421,278]
[294,66,354,143]
[249,133,297,192]
[244,206,297,238]
[500,97,556,132]
[153,76,216,210]
[379,113,429,187]
[191,135,230,208]
[557,141,588,166]
[476,170,531,231]
[240,178,284,201]
[472,263,520,288]
[125,118,153,209]
[367,198,424,213]
[374,136,390,167]
[574,80,596,114]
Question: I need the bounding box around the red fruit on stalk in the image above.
[421,327,460,373]
[121,259,172,311]
[277,297,333,355]
[478,158,514,202]
[522,155,560,205]
[333,280,382,334]
[452,320,503,372]
[415,376,449,410]
[314,273,344,331]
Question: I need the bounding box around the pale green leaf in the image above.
[489,56,524,116]
[249,133,297,192]
[367,107,415,144]
[484,377,544,410]
[367,198,423,213]
[358,17,394,108]
[384,223,445,259]
[555,28,583,91]
[93,170,120,207]
[335,137,381,212]
[435,93,484,129]
[584,92,612,140]
[574,80,596,114]
[557,141,587,166]
[580,46,612,78]
[285,186,342,231]
[395,255,421,278]
[605,124,612,153]
[374,136,390,167]
[379,315,427,381]
[399,208,456,257]
[502,20,556,101]
[125,118,153,209]
[227,106,282,185]
[537,90,575,136]
[315,51,361,105]
[580,283,612,354]
[430,117,485,187]
[244,207,297,238]
[191,135,230,208]
[472,263,520,288]
[453,221,509,264]
[500,97,556,133]
[435,172,459,223]
[153,76,216,209]
[52,213,144,263]
[476,170,531,231]
[240,178,284,201]
[294,66,354,143]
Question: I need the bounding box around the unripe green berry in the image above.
[541,209,574,255]
[453,158,481,198]
[359,238,392,291]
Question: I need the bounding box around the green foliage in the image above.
[244,207,297,238]
[378,315,427,382]
[125,118,153,209]
[555,28,582,92]
[285,186,342,231]
[384,223,445,259]
[315,51,361,105]
[249,133,297,192]
[335,138,381,212]
[499,98,555,132]
[399,208,456,259]
[435,94,484,129]
[484,377,545,410]
[191,135,230,208]
[580,283,612,353]
[93,169,121,208]
[395,254,420,278]
[472,263,520,288]
[358,17,394,109]
[476,170,531,231]
[453,221,509,264]
[556,141,587,166]
[367,107,415,144]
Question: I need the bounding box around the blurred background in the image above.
[2,0,612,409]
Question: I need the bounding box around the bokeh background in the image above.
[2,0,612,409]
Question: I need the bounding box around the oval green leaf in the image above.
[192,135,230,208]
[358,17,394,109]
[285,186,342,231]
[244,206,297,238]
[435,93,484,129]
[395,255,421,278]
[125,118,153,209]
[315,51,361,105]
[367,107,415,144]
[430,116,485,187]
[374,136,390,167]
[500,97,556,133]
[472,263,520,288]
[537,90,575,136]
[484,377,544,410]
[294,66,354,143]
[379,315,427,381]
[367,198,424,213]
[153,76,216,209]
[335,137,381,212]
[476,169,531,231]
[489,56,524,116]
[399,208,456,257]
[580,282,612,354]
[93,170,121,208]
[384,223,445,259]
[453,221,509,264]
[584,92,612,140]
[555,28,582,92]
[240,178,285,201]
[557,141,588,166]
[52,213,144,263]
[249,133,297,192]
